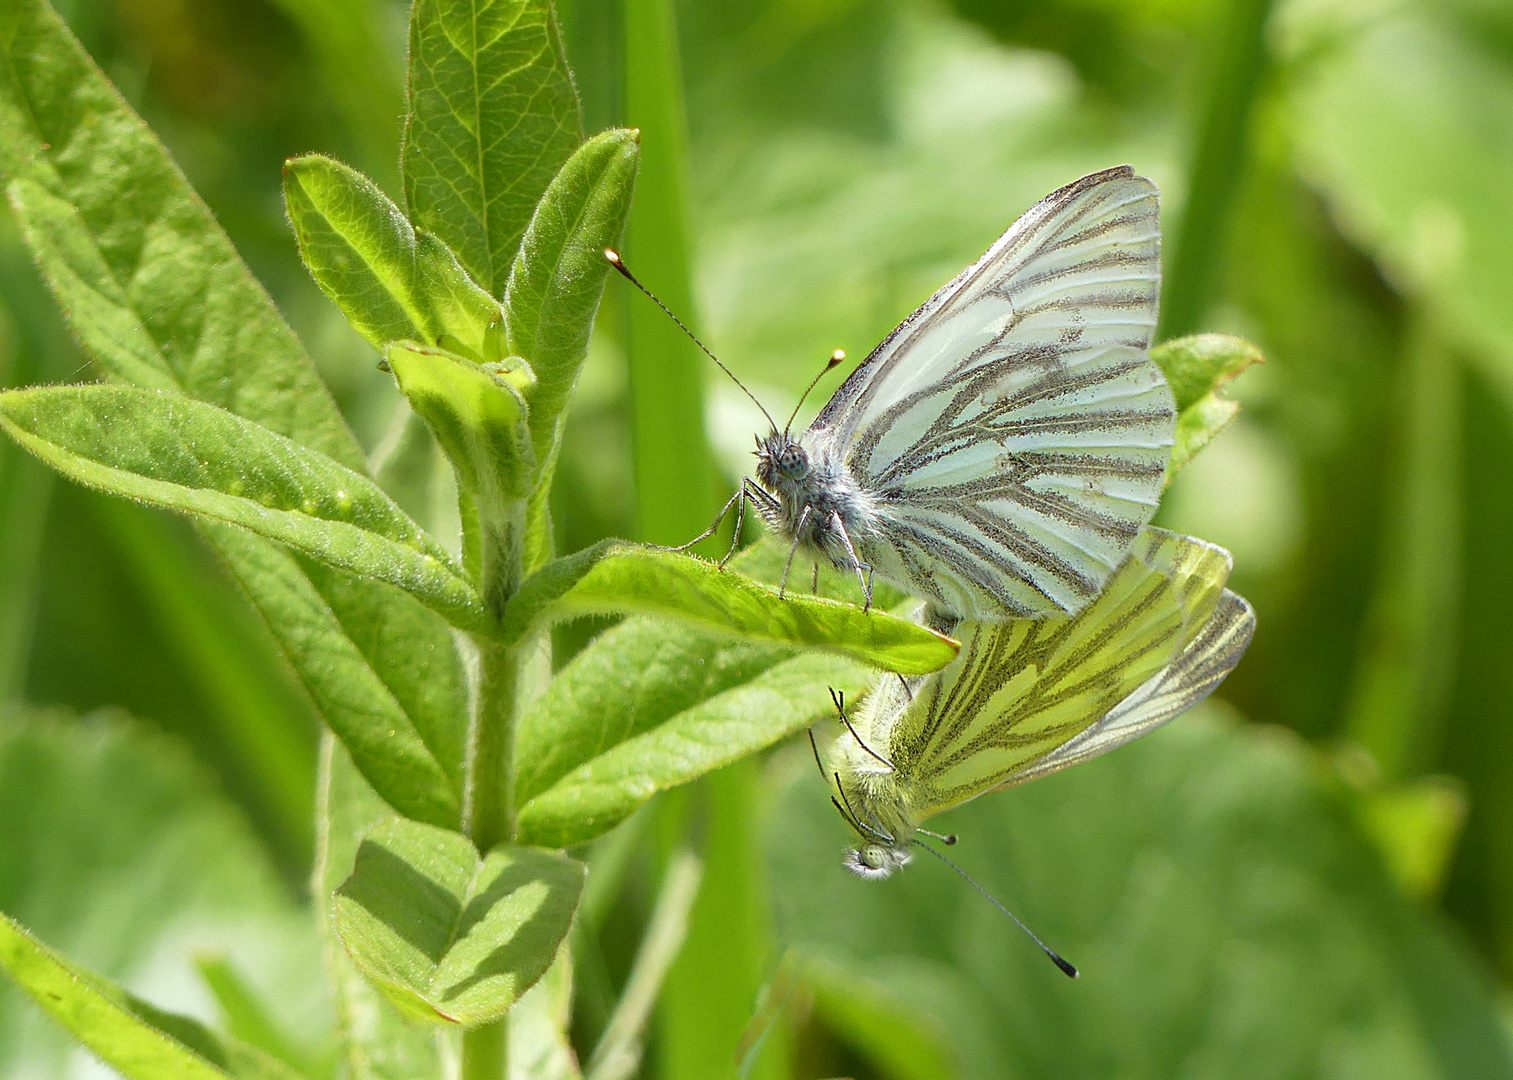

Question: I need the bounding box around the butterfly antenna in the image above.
[784,348,848,435]
[829,688,893,769]
[916,827,958,846]
[604,249,777,430]
[834,773,894,844]
[912,840,1078,979]
[807,728,827,781]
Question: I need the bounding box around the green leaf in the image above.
[284,154,504,361]
[516,644,874,848]
[1166,393,1240,484]
[1151,334,1262,484]
[1150,333,1264,412]
[0,0,469,839]
[333,818,585,1027]
[504,128,640,469]
[502,540,958,674]
[403,0,584,296]
[315,736,444,1080]
[769,712,1513,1079]
[0,708,326,1078]
[0,385,488,634]
[0,913,303,1080]
[387,342,536,505]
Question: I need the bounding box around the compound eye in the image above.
[844,845,897,879]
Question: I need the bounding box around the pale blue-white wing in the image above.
[805,166,1173,619]
[995,589,1255,789]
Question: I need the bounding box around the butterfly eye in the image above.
[843,845,898,880]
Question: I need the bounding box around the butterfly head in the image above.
[754,431,811,493]
[844,842,911,879]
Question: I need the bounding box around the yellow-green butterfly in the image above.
[818,528,1254,974]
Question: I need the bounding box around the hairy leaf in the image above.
[0,913,302,1080]
[0,385,488,633]
[0,0,468,832]
[387,342,535,505]
[503,540,958,674]
[403,0,583,296]
[284,154,504,361]
[1167,394,1241,484]
[505,129,639,466]
[334,818,584,1027]
[517,649,874,848]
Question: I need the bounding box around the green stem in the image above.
[469,638,522,853]
[1158,0,1274,341]
[462,1022,509,1080]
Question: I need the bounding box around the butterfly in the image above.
[741,165,1176,620]
[818,528,1254,889]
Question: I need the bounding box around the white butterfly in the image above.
[743,166,1176,619]
[820,528,1254,882]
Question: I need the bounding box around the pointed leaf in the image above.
[0,912,302,1080]
[505,129,640,467]
[502,540,957,674]
[0,0,469,833]
[403,0,583,295]
[0,385,488,633]
[1151,333,1264,411]
[284,154,503,361]
[334,819,585,1027]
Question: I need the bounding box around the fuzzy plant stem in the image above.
[462,508,529,1077]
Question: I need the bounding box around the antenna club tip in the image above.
[942,834,959,846]
[829,348,847,365]
[1054,956,1079,979]
[603,248,621,264]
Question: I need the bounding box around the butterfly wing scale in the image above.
[881,530,1234,821]
[807,166,1174,618]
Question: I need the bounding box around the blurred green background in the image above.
[3,0,1513,1077]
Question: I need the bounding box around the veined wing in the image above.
[998,590,1254,789]
[880,530,1231,820]
[808,167,1173,618]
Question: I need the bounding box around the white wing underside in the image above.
[999,590,1256,788]
[807,166,1175,618]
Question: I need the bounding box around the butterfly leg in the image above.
[828,511,873,611]
[811,562,820,594]
[657,487,741,555]
[778,507,810,598]
[830,687,893,769]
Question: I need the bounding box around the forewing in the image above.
[998,590,1255,788]
[883,530,1230,820]
[809,167,1173,618]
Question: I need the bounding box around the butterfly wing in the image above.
[806,166,1174,618]
[879,530,1233,820]
[996,590,1255,788]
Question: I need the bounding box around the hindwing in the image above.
[877,530,1236,820]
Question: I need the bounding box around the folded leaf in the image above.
[0,911,302,1080]
[502,540,958,675]
[387,342,535,505]
[517,650,874,848]
[334,818,584,1027]
[1151,333,1263,412]
[505,129,640,468]
[403,0,583,296]
[284,154,503,361]
[1167,393,1241,484]
[0,385,488,633]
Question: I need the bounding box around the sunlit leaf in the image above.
[502,540,958,674]
[403,0,583,296]
[1150,334,1263,413]
[0,914,302,1080]
[0,385,487,635]
[284,154,504,361]
[333,818,584,1027]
